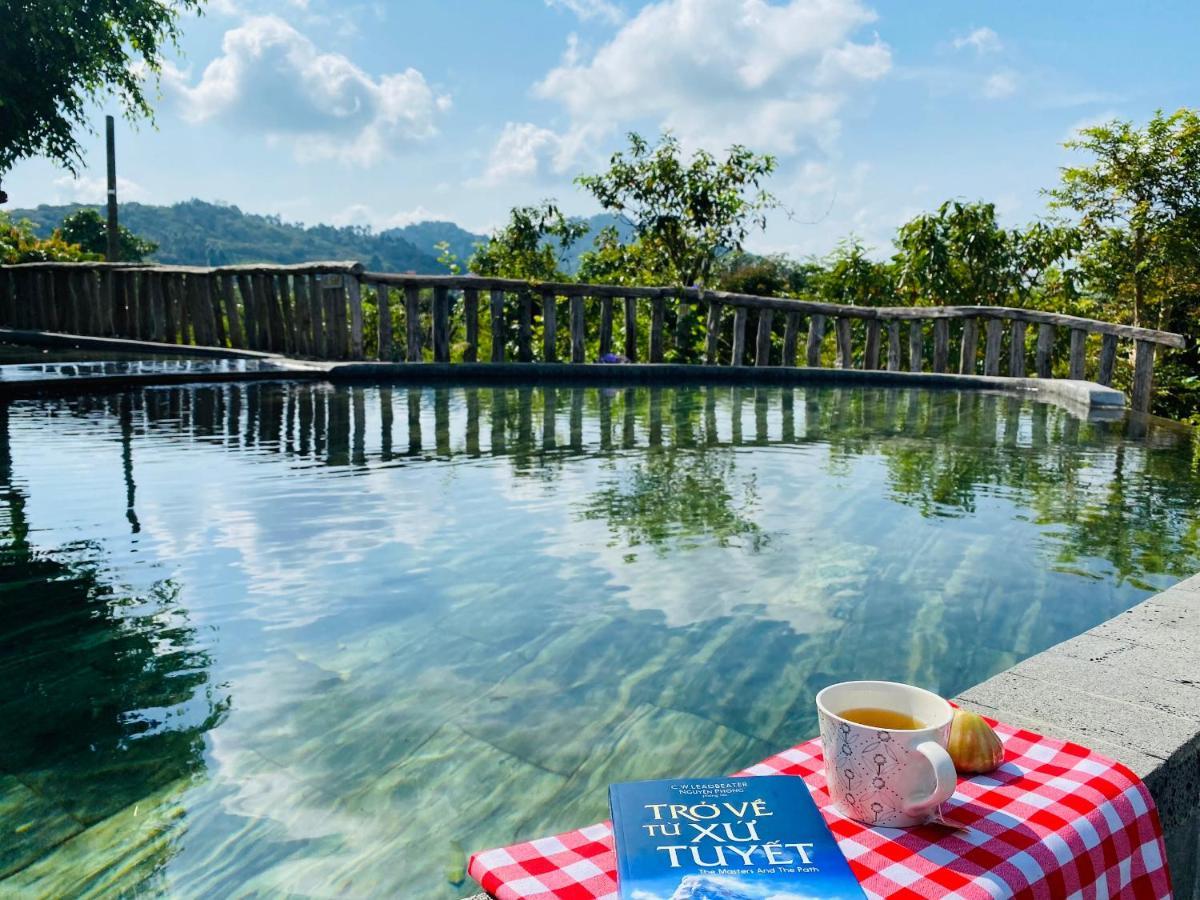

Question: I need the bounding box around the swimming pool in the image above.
[0,383,1195,896]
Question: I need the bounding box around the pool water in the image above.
[0,384,1196,897]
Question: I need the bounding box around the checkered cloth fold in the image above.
[468,718,1171,899]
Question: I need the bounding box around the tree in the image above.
[816,238,894,307]
[575,132,778,287]
[0,211,95,263]
[468,202,587,282]
[59,208,158,261]
[1048,108,1200,331]
[0,0,204,188]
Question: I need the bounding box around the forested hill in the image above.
[11,200,453,272]
[10,201,630,275]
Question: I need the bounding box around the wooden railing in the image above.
[0,261,1186,411]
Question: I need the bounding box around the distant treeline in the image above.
[8,199,630,275]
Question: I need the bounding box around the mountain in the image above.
[8,201,635,275]
[383,221,485,268]
[9,200,447,273]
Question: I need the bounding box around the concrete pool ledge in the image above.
[957,573,1200,897]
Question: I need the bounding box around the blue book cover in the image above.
[609,775,864,900]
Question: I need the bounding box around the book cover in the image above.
[609,775,864,900]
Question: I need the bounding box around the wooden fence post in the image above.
[490,289,505,362]
[755,308,774,366]
[1068,328,1087,380]
[599,296,614,360]
[983,318,1004,376]
[1132,339,1156,412]
[807,314,826,367]
[1035,323,1055,378]
[405,284,422,362]
[569,294,585,363]
[1009,320,1027,377]
[731,306,747,365]
[623,296,637,361]
[959,318,978,375]
[1097,333,1117,386]
[908,321,923,373]
[541,290,557,362]
[886,320,901,371]
[463,287,479,363]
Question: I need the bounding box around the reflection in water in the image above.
[0,383,1196,896]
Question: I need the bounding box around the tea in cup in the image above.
[816,681,956,828]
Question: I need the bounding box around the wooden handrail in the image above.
[0,261,1187,412]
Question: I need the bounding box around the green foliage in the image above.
[1048,108,1200,418]
[816,238,894,307]
[575,132,778,287]
[893,200,1078,307]
[468,201,587,282]
[712,252,821,296]
[0,0,204,178]
[58,208,158,262]
[0,211,95,263]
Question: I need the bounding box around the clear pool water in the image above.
[0,383,1196,897]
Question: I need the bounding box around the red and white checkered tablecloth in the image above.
[468,718,1172,899]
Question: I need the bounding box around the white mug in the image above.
[815,681,957,828]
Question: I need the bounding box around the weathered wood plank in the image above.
[806,313,826,367]
[433,285,452,362]
[221,274,244,349]
[519,291,533,362]
[836,317,853,369]
[704,301,721,364]
[624,295,637,361]
[463,287,479,363]
[1132,340,1156,412]
[235,274,256,350]
[211,275,229,347]
[306,275,325,357]
[347,276,364,359]
[958,318,979,375]
[163,274,182,344]
[983,318,1004,376]
[264,274,285,352]
[1068,328,1087,380]
[731,306,748,366]
[328,277,349,359]
[1009,320,1027,377]
[291,275,311,356]
[674,295,690,358]
[1035,323,1055,378]
[541,290,557,362]
[375,283,393,361]
[908,320,923,373]
[781,312,800,367]
[649,295,665,362]
[599,296,614,359]
[405,284,422,362]
[490,289,505,362]
[1097,333,1118,386]
[933,319,949,373]
[863,319,881,370]
[570,293,585,363]
[755,308,774,366]
[886,320,901,371]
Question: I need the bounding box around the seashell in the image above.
[947,708,1004,774]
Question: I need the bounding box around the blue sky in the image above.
[7,0,1199,258]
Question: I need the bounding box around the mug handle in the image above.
[902,741,957,817]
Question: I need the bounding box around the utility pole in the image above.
[105,115,119,262]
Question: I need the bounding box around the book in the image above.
[609,775,865,900]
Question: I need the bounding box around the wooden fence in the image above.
[0,261,1186,411]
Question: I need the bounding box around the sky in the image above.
[7,0,1200,258]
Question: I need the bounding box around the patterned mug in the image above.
[816,680,957,828]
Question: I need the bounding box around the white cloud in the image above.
[165,15,448,165]
[953,26,1001,54]
[480,0,891,183]
[474,121,587,185]
[546,0,625,23]
[983,69,1017,99]
[51,174,148,204]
